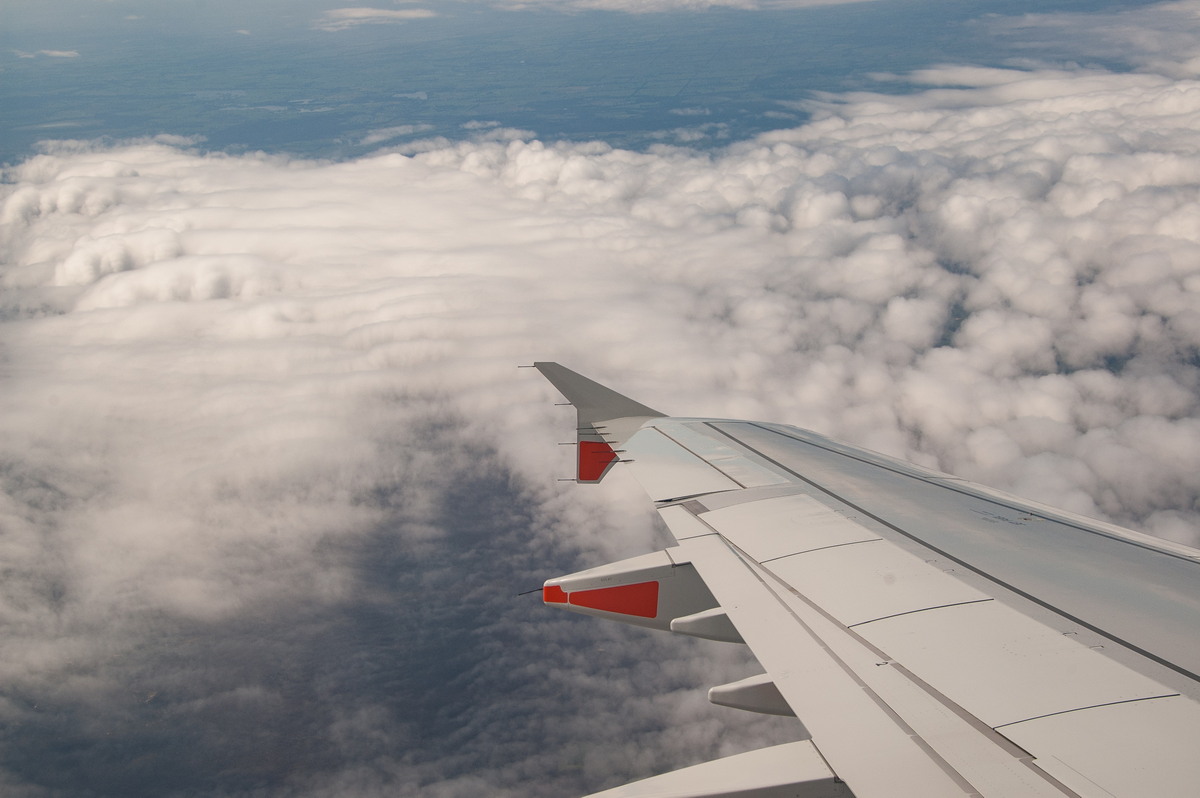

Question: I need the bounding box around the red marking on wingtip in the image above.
[578,440,618,482]
[569,581,659,618]
[543,584,568,604]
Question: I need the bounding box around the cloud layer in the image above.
[2,12,1200,795]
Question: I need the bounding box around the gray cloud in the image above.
[2,6,1200,794]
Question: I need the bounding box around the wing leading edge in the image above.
[532,363,1200,798]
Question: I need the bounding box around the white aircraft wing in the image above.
[531,362,1200,798]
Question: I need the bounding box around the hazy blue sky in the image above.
[1,1,1199,796]
[0,0,1171,162]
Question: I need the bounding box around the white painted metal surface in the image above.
[670,607,744,643]
[582,741,848,798]
[700,493,878,561]
[623,427,741,501]
[998,695,1200,798]
[545,548,717,632]
[711,420,1200,681]
[762,538,991,627]
[676,531,974,796]
[655,421,791,488]
[756,554,1075,798]
[547,549,678,592]
[708,672,795,716]
[657,504,718,540]
[856,599,1173,727]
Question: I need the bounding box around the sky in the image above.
[1,0,1199,796]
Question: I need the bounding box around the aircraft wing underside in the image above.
[531,363,1200,798]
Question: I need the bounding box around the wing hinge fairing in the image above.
[670,606,745,643]
[545,551,796,718]
[543,549,721,632]
[709,672,796,717]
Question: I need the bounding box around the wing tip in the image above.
[533,362,666,481]
[532,362,665,423]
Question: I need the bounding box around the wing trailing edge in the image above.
[581,741,850,798]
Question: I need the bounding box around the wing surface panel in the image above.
[703,421,1200,685]
[622,427,742,500]
[763,538,991,627]
[852,599,1173,727]
[658,504,720,540]
[996,696,1200,798]
[699,493,879,561]
[654,421,792,488]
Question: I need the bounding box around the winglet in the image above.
[533,362,666,483]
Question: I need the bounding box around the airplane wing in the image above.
[532,362,1200,798]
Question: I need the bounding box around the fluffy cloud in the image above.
[3,12,1200,796]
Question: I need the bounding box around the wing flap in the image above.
[997,696,1200,798]
[698,493,879,561]
[581,741,849,798]
[763,538,991,627]
[855,599,1176,728]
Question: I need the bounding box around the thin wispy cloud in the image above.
[314,6,438,31]
[359,124,434,146]
[13,49,81,58]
